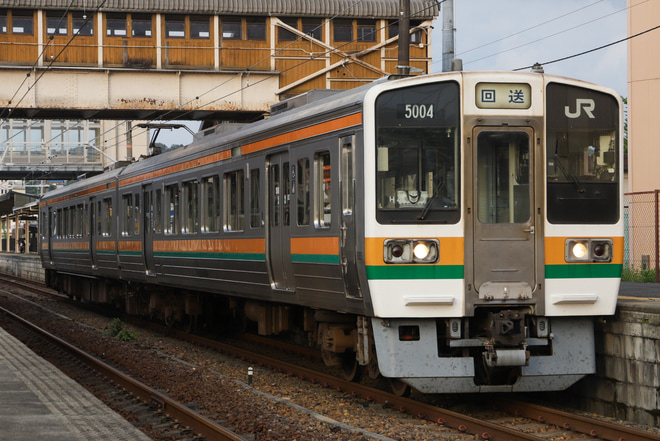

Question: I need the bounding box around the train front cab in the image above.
[363,72,623,393]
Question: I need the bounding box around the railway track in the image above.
[0,274,659,441]
[0,305,248,441]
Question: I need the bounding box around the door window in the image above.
[476,132,530,224]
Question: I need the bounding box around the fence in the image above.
[624,190,660,283]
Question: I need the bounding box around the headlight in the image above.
[413,242,430,259]
[565,239,613,263]
[572,242,588,259]
[384,239,439,264]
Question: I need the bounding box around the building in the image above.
[626,0,660,275]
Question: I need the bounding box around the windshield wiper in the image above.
[554,139,585,193]
[418,178,445,220]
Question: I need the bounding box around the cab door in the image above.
[471,127,536,300]
[267,151,295,291]
[340,136,362,298]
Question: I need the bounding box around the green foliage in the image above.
[107,318,138,342]
[622,266,658,283]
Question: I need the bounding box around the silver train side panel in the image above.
[371,317,595,393]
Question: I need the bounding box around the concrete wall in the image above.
[0,253,45,284]
[574,301,660,426]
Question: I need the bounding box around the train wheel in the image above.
[186,315,198,334]
[389,379,411,397]
[342,354,363,382]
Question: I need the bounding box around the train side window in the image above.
[224,170,244,232]
[202,176,220,233]
[165,184,179,235]
[82,203,89,237]
[62,207,68,238]
[122,194,133,236]
[182,180,199,234]
[250,169,261,228]
[96,201,102,235]
[134,194,140,235]
[297,158,310,226]
[154,188,162,234]
[77,204,85,238]
[56,209,62,238]
[282,162,290,226]
[315,152,332,228]
[102,198,112,237]
[0,11,6,34]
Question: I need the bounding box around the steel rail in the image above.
[5,275,659,441]
[498,398,660,441]
[0,306,247,441]
[166,327,548,441]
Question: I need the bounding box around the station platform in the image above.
[0,326,151,441]
[618,280,660,300]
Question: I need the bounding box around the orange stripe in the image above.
[291,237,338,255]
[243,113,362,154]
[52,242,89,251]
[545,236,624,265]
[46,182,115,205]
[96,240,116,251]
[153,238,265,253]
[119,151,232,187]
[365,237,464,266]
[118,241,142,252]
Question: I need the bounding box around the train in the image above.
[39,71,624,394]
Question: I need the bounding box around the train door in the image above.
[340,136,362,298]
[89,197,97,268]
[47,207,54,263]
[471,127,536,299]
[267,152,295,291]
[142,184,155,275]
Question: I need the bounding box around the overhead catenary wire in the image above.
[515,23,660,71]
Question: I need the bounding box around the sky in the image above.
[432,0,628,95]
[156,0,629,147]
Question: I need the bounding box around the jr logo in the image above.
[565,98,595,119]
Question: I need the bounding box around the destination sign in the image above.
[476,83,531,109]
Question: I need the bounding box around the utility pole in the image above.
[397,0,411,75]
[442,0,456,72]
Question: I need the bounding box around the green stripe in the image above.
[118,251,142,256]
[154,251,266,261]
[545,263,623,279]
[292,254,340,264]
[366,265,464,280]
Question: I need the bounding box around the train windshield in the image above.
[375,82,460,224]
[546,83,620,223]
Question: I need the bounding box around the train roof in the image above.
[40,71,619,205]
[0,0,440,19]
